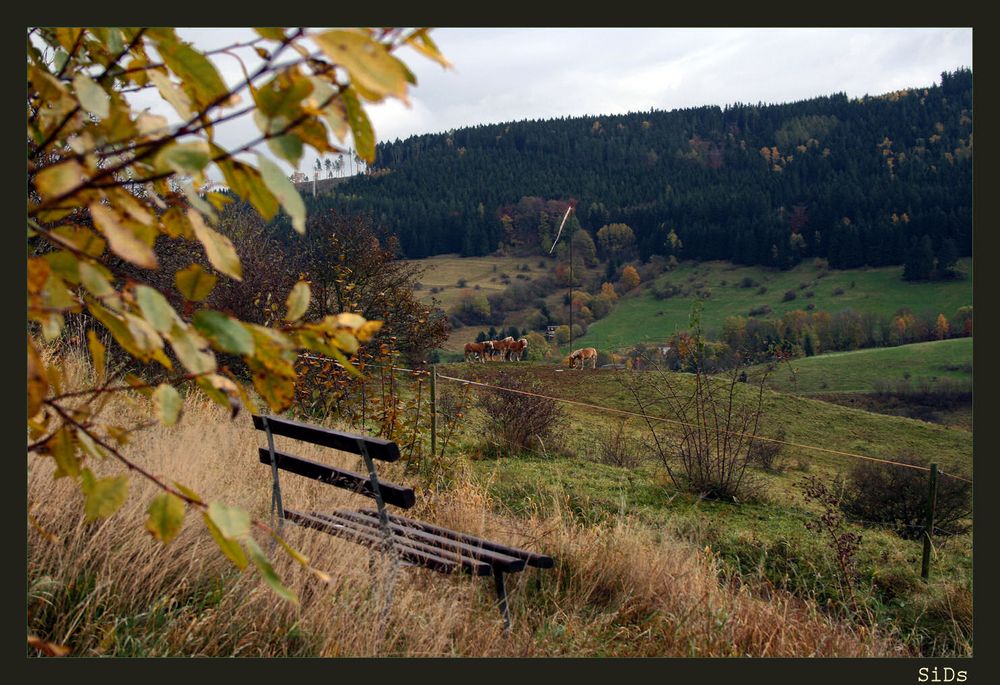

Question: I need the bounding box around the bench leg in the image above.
[492,566,511,634]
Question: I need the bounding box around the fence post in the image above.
[921,462,939,581]
[430,364,437,459]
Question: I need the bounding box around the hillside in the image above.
[572,258,972,352]
[308,69,972,272]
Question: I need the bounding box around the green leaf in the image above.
[152,383,183,426]
[284,281,311,322]
[341,88,375,163]
[154,140,211,175]
[207,501,250,539]
[172,481,204,505]
[165,321,216,375]
[155,38,229,107]
[188,209,241,281]
[202,513,248,570]
[256,155,306,234]
[265,133,304,167]
[175,264,217,302]
[90,204,158,269]
[245,536,298,603]
[83,475,129,522]
[314,30,410,102]
[192,310,255,355]
[73,73,110,119]
[215,157,279,221]
[135,285,181,334]
[146,493,186,544]
[254,27,286,41]
[48,427,79,479]
[78,261,114,298]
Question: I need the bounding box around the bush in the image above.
[456,278,467,287]
[475,375,565,454]
[598,420,643,468]
[839,454,972,540]
[739,277,758,289]
[756,286,768,295]
[833,287,845,296]
[782,290,797,302]
[748,429,786,472]
[748,304,772,317]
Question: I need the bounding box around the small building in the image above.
[546,325,558,341]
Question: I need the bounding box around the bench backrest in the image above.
[251,414,401,462]
[252,414,415,518]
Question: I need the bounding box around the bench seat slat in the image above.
[253,414,401,462]
[258,448,415,509]
[318,510,526,573]
[356,509,554,569]
[311,511,520,573]
[285,509,491,576]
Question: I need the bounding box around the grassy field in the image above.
[434,363,972,655]
[402,254,550,310]
[572,259,973,352]
[754,338,973,394]
[28,351,917,657]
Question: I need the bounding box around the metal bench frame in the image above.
[253,414,553,631]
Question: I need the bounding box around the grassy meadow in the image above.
[754,337,973,395]
[572,259,972,352]
[30,351,930,657]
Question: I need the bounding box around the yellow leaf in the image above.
[27,337,48,419]
[87,330,106,385]
[314,30,410,103]
[90,204,158,269]
[285,281,310,322]
[188,209,241,281]
[35,161,88,201]
[146,493,186,544]
[175,263,217,302]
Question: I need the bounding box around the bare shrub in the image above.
[749,304,772,317]
[839,455,972,540]
[475,375,565,454]
[621,306,770,503]
[598,420,643,468]
[748,429,786,472]
[782,289,797,302]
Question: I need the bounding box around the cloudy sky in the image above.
[144,27,972,174]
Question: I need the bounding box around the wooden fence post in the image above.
[430,364,437,460]
[921,462,939,581]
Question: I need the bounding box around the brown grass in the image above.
[27,352,906,657]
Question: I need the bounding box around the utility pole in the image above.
[548,203,576,358]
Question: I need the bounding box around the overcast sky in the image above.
[144,27,972,175]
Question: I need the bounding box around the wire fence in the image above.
[297,352,972,484]
[292,353,972,578]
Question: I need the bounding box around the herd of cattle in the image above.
[464,337,599,369]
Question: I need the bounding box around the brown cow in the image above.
[464,340,494,362]
[567,347,598,369]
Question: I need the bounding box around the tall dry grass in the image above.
[27,351,907,657]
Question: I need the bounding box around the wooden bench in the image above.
[252,414,553,630]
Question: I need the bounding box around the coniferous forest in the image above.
[302,68,971,271]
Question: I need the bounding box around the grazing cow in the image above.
[567,347,598,369]
[508,337,528,361]
[464,340,494,363]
